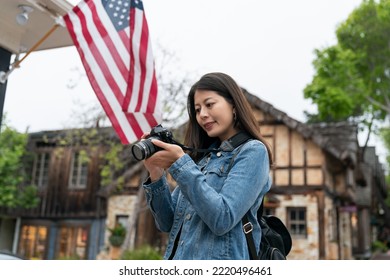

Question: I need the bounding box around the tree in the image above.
[0,118,39,208]
[304,0,390,243]
[304,0,390,144]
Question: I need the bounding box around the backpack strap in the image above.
[223,133,261,259]
[242,214,259,260]
[242,198,264,260]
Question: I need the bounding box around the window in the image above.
[68,151,88,190]
[32,152,50,190]
[57,225,89,260]
[287,207,307,238]
[116,215,129,228]
[18,224,48,260]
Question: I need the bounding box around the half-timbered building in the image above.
[0,90,387,259]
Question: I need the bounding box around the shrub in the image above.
[108,224,126,247]
[372,240,388,253]
[121,245,163,260]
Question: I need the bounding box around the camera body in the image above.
[131,125,175,161]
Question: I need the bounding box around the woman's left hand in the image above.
[144,139,185,170]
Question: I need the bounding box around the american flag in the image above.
[63,0,161,144]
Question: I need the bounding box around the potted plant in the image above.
[108,223,126,247]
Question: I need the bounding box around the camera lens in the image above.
[131,139,157,161]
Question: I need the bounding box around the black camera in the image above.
[131,125,175,161]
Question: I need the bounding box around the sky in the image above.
[3,0,387,164]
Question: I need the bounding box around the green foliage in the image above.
[0,185,18,207]
[304,0,390,190]
[304,0,390,124]
[57,254,82,260]
[108,223,127,237]
[100,142,126,189]
[304,46,365,121]
[0,120,39,208]
[121,245,163,260]
[108,224,127,247]
[372,240,388,253]
[52,126,128,192]
[16,185,40,209]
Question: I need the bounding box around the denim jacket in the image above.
[143,139,271,259]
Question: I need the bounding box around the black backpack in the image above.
[242,199,292,260]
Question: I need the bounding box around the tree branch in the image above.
[366,96,390,116]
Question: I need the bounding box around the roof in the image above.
[243,88,359,167]
[27,87,377,194]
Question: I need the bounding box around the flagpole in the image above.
[0,24,60,84]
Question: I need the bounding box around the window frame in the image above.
[31,151,51,190]
[68,151,89,190]
[17,222,50,260]
[287,207,307,239]
[56,222,90,260]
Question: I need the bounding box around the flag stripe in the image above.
[134,13,149,112]
[94,2,130,56]
[141,41,157,113]
[132,112,156,135]
[145,69,158,113]
[90,1,129,81]
[82,4,128,97]
[137,11,158,114]
[76,6,125,104]
[64,0,161,144]
[64,12,129,143]
[65,5,135,143]
[124,6,142,112]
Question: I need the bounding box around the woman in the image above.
[142,72,273,259]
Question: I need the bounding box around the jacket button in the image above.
[217,152,222,157]
[185,214,191,220]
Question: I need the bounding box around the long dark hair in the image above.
[184,72,273,166]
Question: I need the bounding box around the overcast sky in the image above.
[4,0,387,164]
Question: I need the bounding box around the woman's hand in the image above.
[142,139,185,181]
[145,139,185,169]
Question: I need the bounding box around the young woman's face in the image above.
[194,90,238,141]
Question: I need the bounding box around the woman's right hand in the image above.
[140,134,164,182]
[143,158,164,182]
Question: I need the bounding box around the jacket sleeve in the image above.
[143,175,179,232]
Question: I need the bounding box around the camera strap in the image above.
[174,131,252,153]
[219,131,252,152]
